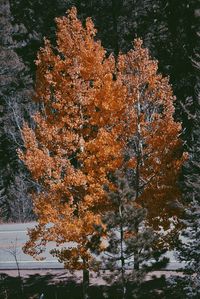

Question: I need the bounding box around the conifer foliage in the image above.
[19,7,185,297]
[101,171,168,299]
[0,0,34,222]
[174,82,200,298]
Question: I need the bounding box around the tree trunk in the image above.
[133,226,140,271]
[134,258,139,270]
[119,204,127,299]
[121,259,126,299]
[83,267,89,299]
[134,91,142,271]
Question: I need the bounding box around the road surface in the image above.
[0,222,63,270]
[0,222,184,271]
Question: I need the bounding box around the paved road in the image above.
[0,222,184,270]
[0,222,63,270]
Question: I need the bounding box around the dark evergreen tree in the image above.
[0,0,34,221]
[100,172,168,299]
[168,44,200,296]
[174,87,200,297]
[10,0,75,72]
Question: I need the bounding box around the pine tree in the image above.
[10,0,76,71]
[100,171,168,299]
[0,0,34,221]
[166,13,200,295]
[174,81,200,298]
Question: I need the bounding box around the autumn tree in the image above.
[2,0,197,224]
[19,7,127,298]
[19,7,185,298]
[117,39,186,232]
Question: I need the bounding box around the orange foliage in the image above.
[117,39,187,228]
[19,8,186,270]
